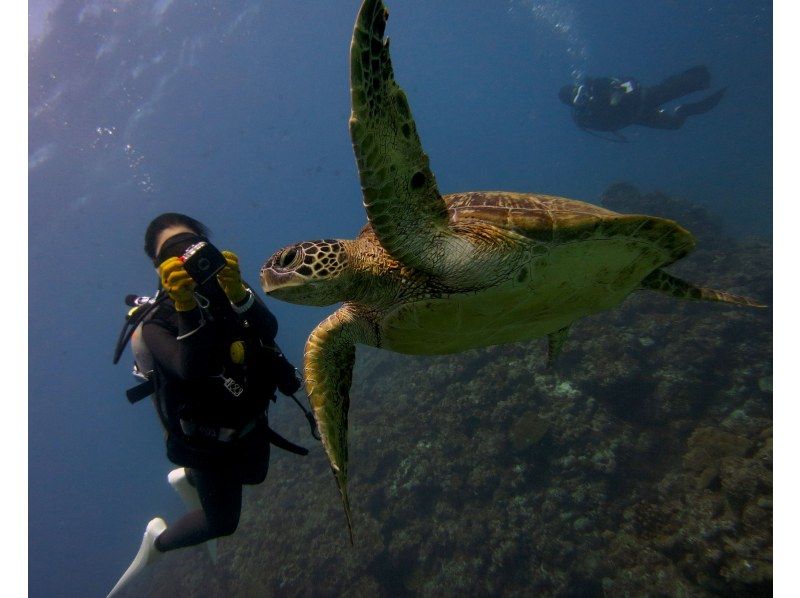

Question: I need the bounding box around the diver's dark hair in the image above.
[558,85,575,105]
[144,213,211,260]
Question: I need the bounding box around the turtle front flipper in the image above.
[349,0,456,274]
[304,305,378,544]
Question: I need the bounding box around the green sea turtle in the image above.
[260,0,763,542]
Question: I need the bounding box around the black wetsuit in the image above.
[142,286,299,551]
[564,66,725,135]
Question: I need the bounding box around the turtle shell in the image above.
[445,191,694,265]
[372,191,696,354]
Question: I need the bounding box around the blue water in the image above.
[29,1,771,596]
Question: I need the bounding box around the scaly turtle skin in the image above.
[260,0,763,543]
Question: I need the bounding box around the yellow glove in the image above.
[158,257,197,312]
[217,251,248,303]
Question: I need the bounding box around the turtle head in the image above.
[261,239,353,306]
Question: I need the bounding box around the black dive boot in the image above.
[676,87,727,118]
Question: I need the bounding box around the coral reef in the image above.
[127,184,771,597]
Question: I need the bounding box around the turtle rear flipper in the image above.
[640,269,765,307]
[546,326,570,368]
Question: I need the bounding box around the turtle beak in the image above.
[260,264,303,295]
[260,265,333,306]
[260,248,322,304]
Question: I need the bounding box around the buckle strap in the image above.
[179,417,259,442]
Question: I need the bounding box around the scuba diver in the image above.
[558,65,726,141]
[108,213,313,597]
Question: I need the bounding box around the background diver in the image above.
[558,65,726,141]
[108,213,306,597]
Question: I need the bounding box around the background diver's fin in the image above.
[639,269,765,307]
[546,326,570,368]
[679,87,727,117]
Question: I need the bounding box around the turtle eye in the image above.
[278,247,300,269]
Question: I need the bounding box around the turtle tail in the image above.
[640,269,765,307]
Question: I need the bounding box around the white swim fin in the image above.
[167,467,218,563]
[107,517,166,597]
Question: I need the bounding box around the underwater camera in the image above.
[180,241,227,286]
[180,241,236,322]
